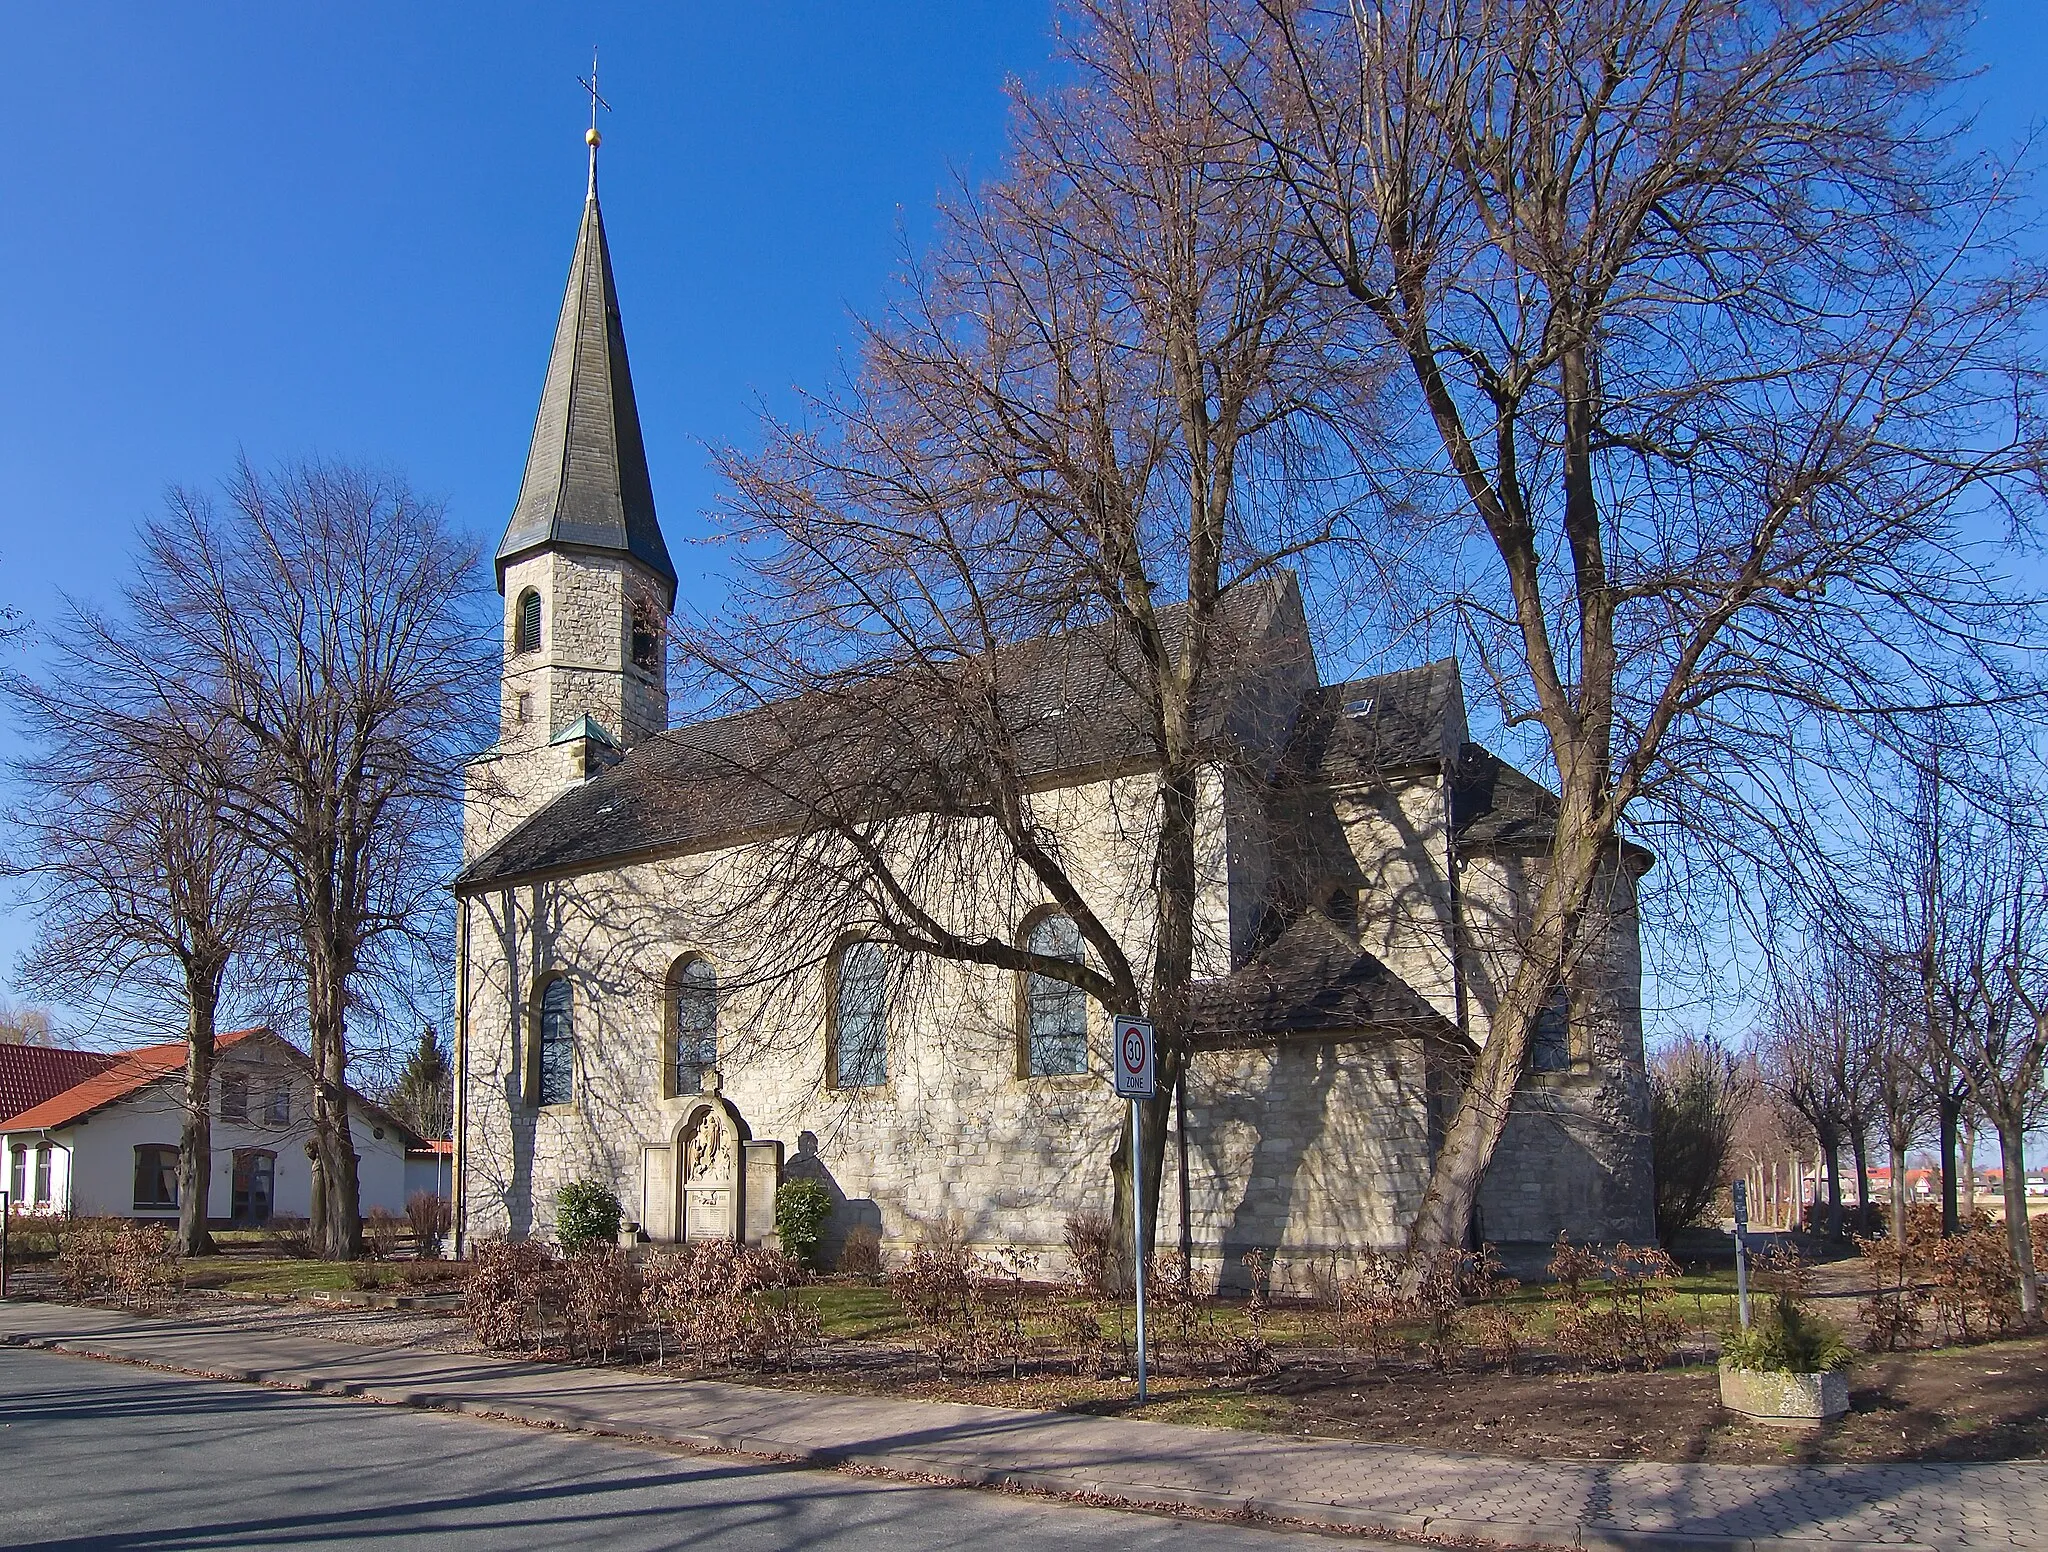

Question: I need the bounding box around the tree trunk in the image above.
[1962,1115,1979,1218]
[1850,1126,1871,1236]
[1823,1135,1843,1240]
[1995,1120,2039,1322]
[1990,1122,2039,1318]
[176,981,219,1257]
[1889,1130,1910,1251]
[1406,836,1601,1260]
[307,939,363,1260]
[1939,1092,1962,1235]
[1116,756,1201,1265]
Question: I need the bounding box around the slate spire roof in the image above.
[495,146,676,603]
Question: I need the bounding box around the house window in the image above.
[672,957,718,1096]
[833,941,890,1089]
[220,1070,249,1122]
[265,1078,291,1126]
[133,1144,180,1210]
[536,977,575,1107]
[1529,986,1572,1072]
[8,1145,25,1205]
[631,600,660,672]
[514,589,542,654]
[1024,915,1089,1077]
[231,1150,276,1224]
[33,1144,51,1207]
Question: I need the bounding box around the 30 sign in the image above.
[1112,1015,1155,1098]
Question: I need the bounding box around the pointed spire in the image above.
[496,126,675,604]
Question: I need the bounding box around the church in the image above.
[452,132,1655,1281]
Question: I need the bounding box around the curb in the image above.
[0,1331,1943,1552]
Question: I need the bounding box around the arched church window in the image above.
[515,589,542,654]
[1529,985,1572,1072]
[832,940,890,1089]
[536,977,575,1106]
[1023,915,1089,1077]
[631,600,660,672]
[671,957,718,1096]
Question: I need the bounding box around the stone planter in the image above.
[1717,1359,1849,1427]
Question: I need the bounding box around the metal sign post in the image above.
[2,1189,10,1300]
[1111,1015,1156,1402]
[1732,1178,1751,1330]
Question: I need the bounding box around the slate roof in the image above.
[1451,743,1655,869]
[495,171,676,602]
[0,1045,115,1129]
[1188,913,1458,1040]
[1282,659,1465,783]
[458,577,1309,890]
[1,1029,260,1132]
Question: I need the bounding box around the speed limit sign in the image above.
[1112,1015,1155,1098]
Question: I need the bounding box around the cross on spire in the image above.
[578,47,611,194]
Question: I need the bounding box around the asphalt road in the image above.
[0,1345,1335,1550]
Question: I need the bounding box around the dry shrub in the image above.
[464,1238,561,1352]
[57,1217,123,1301]
[59,1219,182,1310]
[839,1223,883,1278]
[1147,1252,1217,1370]
[1410,1245,1516,1370]
[1856,1226,1930,1352]
[266,1214,312,1259]
[1319,1249,1409,1368]
[1063,1212,1128,1297]
[563,1246,642,1363]
[640,1240,819,1371]
[112,1222,183,1310]
[1546,1234,1682,1371]
[1927,1215,2020,1343]
[5,1206,63,1261]
[890,1240,979,1370]
[364,1207,404,1261]
[406,1193,453,1258]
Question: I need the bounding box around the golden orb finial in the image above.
[586,126,601,148]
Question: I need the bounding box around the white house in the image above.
[1,1027,416,1225]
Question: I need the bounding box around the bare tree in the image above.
[1226,0,2047,1255]
[677,0,1374,1252]
[1760,955,1879,1238]
[111,461,488,1259]
[1955,835,2048,1317]
[5,631,272,1256]
[0,998,56,1046]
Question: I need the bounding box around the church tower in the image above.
[468,123,676,857]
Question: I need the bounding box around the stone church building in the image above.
[453,140,1654,1280]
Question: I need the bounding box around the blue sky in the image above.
[1,3,2045,1033]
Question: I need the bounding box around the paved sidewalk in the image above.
[3,1300,2041,1551]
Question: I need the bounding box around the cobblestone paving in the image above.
[4,1300,2041,1549]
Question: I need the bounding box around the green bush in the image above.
[774,1178,834,1268]
[555,1180,623,1254]
[1723,1295,1854,1373]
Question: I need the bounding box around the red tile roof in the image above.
[0,1045,117,1127]
[405,1139,454,1156]
[1,1029,262,1132]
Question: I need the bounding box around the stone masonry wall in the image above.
[458,766,1431,1273]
